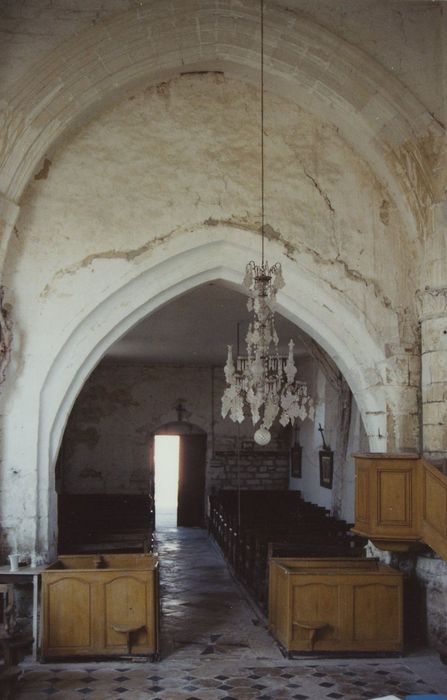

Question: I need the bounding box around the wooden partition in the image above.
[41,554,159,659]
[353,453,421,551]
[58,494,154,554]
[353,453,447,561]
[420,460,447,561]
[269,557,403,654]
[209,489,364,608]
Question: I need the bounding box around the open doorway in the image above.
[154,435,180,529]
[154,432,207,529]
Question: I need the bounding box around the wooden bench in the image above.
[58,494,154,554]
[209,488,366,608]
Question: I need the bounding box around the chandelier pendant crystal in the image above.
[221,0,314,446]
[221,260,314,445]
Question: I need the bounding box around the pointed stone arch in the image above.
[36,228,389,555]
[0,0,442,271]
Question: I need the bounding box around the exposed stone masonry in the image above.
[0,0,446,652]
[209,450,290,491]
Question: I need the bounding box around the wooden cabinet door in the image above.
[291,579,342,647]
[269,559,403,653]
[351,579,402,645]
[42,566,159,657]
[177,434,207,527]
[43,574,101,655]
[103,573,155,652]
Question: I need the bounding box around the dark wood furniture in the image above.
[58,494,154,554]
[209,489,365,607]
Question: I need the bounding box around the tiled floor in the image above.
[16,527,447,699]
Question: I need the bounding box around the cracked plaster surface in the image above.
[0,74,425,508]
[0,76,422,469]
[0,0,444,126]
[3,75,417,351]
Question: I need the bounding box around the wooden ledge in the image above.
[292,620,329,650]
[112,624,146,654]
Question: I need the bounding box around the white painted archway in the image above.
[0,0,442,277]
[37,227,388,556]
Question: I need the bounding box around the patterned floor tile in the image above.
[14,528,447,700]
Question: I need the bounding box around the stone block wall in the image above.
[416,555,447,649]
[58,355,359,520]
[58,361,294,497]
[209,449,290,491]
[366,542,447,650]
[0,0,446,653]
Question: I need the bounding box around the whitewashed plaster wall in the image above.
[0,72,423,559]
[0,0,446,649]
[289,360,331,511]
[60,356,356,519]
[59,362,243,496]
[289,358,366,523]
[1,0,444,507]
[1,0,443,251]
[0,0,444,125]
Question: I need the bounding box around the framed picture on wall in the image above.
[319,450,334,489]
[290,445,302,478]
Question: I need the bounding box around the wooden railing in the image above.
[352,454,447,561]
[420,459,447,561]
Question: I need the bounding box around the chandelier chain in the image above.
[221,0,314,445]
[261,0,265,266]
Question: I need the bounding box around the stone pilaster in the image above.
[421,200,447,461]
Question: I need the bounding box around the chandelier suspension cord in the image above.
[236,422,241,530]
[260,0,265,266]
[220,0,315,445]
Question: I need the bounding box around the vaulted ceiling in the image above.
[106,282,309,365]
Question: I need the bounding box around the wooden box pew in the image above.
[211,504,226,545]
[209,488,364,607]
[239,506,335,533]
[75,529,153,554]
[249,528,365,606]
[267,535,365,561]
[58,494,154,554]
[207,499,222,538]
[41,554,160,660]
[269,557,403,654]
[212,490,305,523]
[251,538,365,607]
[210,488,343,535]
[233,528,257,589]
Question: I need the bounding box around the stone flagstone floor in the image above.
[16,527,446,699]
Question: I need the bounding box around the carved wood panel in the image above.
[354,454,447,560]
[355,465,370,527]
[42,555,159,658]
[46,577,92,649]
[352,583,401,642]
[377,469,412,527]
[269,558,403,653]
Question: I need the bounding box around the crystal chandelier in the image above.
[221,0,314,446]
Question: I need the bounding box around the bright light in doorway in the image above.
[154,435,180,528]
